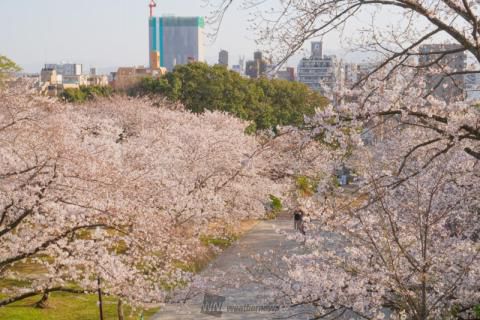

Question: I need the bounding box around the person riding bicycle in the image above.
[293,208,305,233]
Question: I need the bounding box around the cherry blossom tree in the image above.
[206,0,480,159]
[244,67,480,319]
[203,1,480,314]
[0,81,283,308]
[207,0,480,68]
[0,55,20,86]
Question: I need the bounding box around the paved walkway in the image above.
[151,217,320,320]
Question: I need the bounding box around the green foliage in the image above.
[0,292,157,320]
[61,85,113,103]
[0,278,31,288]
[475,304,480,317]
[199,234,238,249]
[166,231,244,289]
[450,304,461,318]
[0,55,21,86]
[62,88,87,103]
[296,175,319,197]
[0,262,158,319]
[138,62,328,131]
[332,174,341,188]
[269,194,283,212]
[265,194,283,220]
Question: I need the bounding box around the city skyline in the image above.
[0,0,354,73]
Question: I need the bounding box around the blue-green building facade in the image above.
[149,16,205,71]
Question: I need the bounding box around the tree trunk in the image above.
[34,291,49,309]
[117,299,124,320]
[97,277,104,320]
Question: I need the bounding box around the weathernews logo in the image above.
[201,293,280,317]
[201,293,226,317]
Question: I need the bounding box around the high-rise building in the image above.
[150,52,161,70]
[465,72,480,101]
[231,65,242,74]
[149,16,205,71]
[245,51,269,78]
[344,63,360,87]
[112,66,165,90]
[232,57,245,75]
[419,44,467,101]
[245,60,258,78]
[218,50,229,67]
[357,63,376,81]
[239,56,245,73]
[42,63,85,87]
[40,68,58,85]
[45,63,82,76]
[276,67,296,81]
[297,41,341,95]
[311,41,323,58]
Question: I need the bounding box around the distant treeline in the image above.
[137,62,328,132]
[61,86,113,103]
[60,63,328,132]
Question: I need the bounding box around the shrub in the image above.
[296,176,319,197]
[61,86,113,103]
[265,194,283,220]
[137,62,328,131]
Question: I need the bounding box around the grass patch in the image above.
[0,263,159,319]
[0,278,31,288]
[176,220,259,276]
[10,260,47,275]
[264,194,283,220]
[0,220,259,319]
[173,259,206,274]
[199,234,238,249]
[296,176,319,197]
[0,292,158,320]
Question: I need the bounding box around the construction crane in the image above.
[149,0,157,18]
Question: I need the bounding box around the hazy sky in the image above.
[0,1,237,72]
[0,0,356,73]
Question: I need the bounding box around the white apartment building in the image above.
[297,41,342,97]
[45,63,82,77]
[344,63,360,87]
[465,72,480,101]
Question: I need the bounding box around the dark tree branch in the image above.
[464,147,480,159]
[0,287,96,307]
[0,223,108,269]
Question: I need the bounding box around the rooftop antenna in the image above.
[149,0,157,18]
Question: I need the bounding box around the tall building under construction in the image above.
[149,16,205,71]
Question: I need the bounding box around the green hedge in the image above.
[137,62,328,131]
[61,86,113,103]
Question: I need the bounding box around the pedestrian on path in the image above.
[299,215,306,235]
[293,208,304,232]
